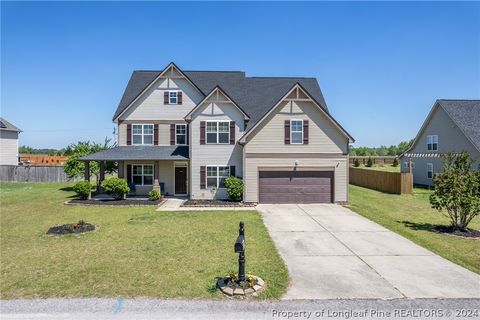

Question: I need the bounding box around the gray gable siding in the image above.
[400,104,480,186]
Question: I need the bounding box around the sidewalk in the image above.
[156,198,255,211]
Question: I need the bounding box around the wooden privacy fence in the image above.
[0,165,77,183]
[349,167,413,194]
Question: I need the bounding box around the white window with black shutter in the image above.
[132,124,154,145]
[290,119,303,144]
[164,91,183,105]
[131,164,153,186]
[203,165,235,189]
[206,121,230,144]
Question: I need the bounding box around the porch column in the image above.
[84,161,90,181]
[99,161,105,183]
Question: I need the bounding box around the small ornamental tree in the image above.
[225,177,244,202]
[353,158,360,167]
[101,177,129,200]
[429,152,480,231]
[392,158,399,167]
[366,157,373,167]
[63,139,117,184]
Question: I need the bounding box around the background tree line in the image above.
[349,140,413,157]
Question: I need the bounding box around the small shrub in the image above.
[72,181,92,200]
[225,177,244,202]
[366,157,373,167]
[101,177,129,200]
[353,158,360,167]
[392,158,399,167]
[148,189,160,201]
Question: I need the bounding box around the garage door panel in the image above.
[259,170,333,204]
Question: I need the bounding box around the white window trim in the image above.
[175,124,187,146]
[205,120,230,145]
[131,164,154,186]
[427,135,438,151]
[427,163,433,179]
[132,124,154,145]
[205,165,230,189]
[290,119,304,145]
[168,91,179,105]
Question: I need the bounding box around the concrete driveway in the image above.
[256,204,480,300]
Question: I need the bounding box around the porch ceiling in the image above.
[78,146,189,161]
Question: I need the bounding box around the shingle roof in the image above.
[0,117,21,132]
[78,146,189,161]
[438,100,480,151]
[112,69,329,129]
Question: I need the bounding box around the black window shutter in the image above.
[200,121,206,145]
[229,121,235,144]
[284,120,290,144]
[200,166,206,189]
[186,124,189,145]
[126,164,132,183]
[230,165,236,177]
[154,124,159,145]
[303,120,309,144]
[178,92,183,104]
[170,124,175,145]
[164,91,169,105]
[127,124,132,145]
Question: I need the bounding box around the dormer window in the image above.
[427,135,438,151]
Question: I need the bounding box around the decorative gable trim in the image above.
[113,62,205,122]
[239,83,354,144]
[184,86,250,121]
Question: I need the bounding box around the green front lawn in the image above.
[0,182,288,299]
[348,185,480,274]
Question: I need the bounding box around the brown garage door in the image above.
[259,170,334,204]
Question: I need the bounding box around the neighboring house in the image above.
[400,100,480,186]
[0,117,21,166]
[81,62,354,203]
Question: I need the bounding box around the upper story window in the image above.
[206,121,230,144]
[291,120,303,144]
[132,124,153,145]
[169,91,178,104]
[427,135,438,151]
[176,124,187,145]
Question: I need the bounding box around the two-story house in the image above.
[80,62,354,203]
[400,100,480,186]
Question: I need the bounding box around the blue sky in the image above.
[1,1,479,149]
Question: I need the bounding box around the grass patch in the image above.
[0,182,288,299]
[347,185,480,274]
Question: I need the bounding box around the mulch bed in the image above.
[182,199,256,207]
[432,225,480,239]
[66,199,163,206]
[47,223,96,235]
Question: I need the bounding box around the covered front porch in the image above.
[78,145,190,197]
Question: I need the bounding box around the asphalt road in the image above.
[1,298,479,320]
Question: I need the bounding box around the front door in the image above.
[174,166,187,195]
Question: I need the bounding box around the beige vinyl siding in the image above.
[190,100,245,200]
[243,156,348,203]
[118,71,203,121]
[400,105,480,186]
[244,100,348,154]
[118,121,188,146]
[0,131,19,165]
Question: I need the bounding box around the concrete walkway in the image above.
[256,204,480,300]
[156,198,255,211]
